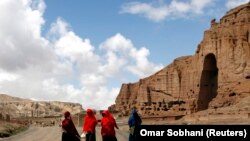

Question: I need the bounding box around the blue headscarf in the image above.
[128,109,142,127]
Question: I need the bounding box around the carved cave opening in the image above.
[197,53,218,111]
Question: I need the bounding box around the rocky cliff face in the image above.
[0,94,83,119]
[112,3,250,117]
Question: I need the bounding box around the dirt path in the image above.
[0,125,129,141]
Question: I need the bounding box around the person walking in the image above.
[61,111,81,141]
[83,109,98,141]
[101,110,118,141]
[105,110,119,130]
[128,108,142,141]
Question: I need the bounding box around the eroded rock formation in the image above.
[112,3,250,117]
[0,94,83,118]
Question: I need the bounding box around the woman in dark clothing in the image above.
[83,109,98,141]
[61,111,81,141]
[128,109,142,141]
[101,110,117,141]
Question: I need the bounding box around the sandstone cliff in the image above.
[0,94,83,119]
[112,3,250,118]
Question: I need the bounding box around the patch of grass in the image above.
[6,125,28,137]
[0,121,28,138]
[0,132,10,138]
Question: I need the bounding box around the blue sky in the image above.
[43,0,213,66]
[0,0,249,110]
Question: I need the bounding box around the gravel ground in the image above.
[0,124,129,141]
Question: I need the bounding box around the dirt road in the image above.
[0,125,129,141]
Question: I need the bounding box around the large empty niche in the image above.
[197,53,218,111]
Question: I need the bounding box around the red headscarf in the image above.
[105,110,119,129]
[101,110,117,136]
[83,109,97,133]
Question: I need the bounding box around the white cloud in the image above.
[100,33,164,78]
[120,0,215,22]
[120,2,170,22]
[48,18,70,38]
[81,74,106,89]
[170,1,190,13]
[51,18,95,60]
[50,18,101,75]
[127,47,163,78]
[55,31,95,62]
[0,0,53,71]
[99,51,127,78]
[0,69,19,82]
[41,78,82,103]
[99,33,131,78]
[100,33,133,51]
[226,0,249,9]
[31,0,46,14]
[0,0,163,110]
[190,0,214,14]
[93,87,120,109]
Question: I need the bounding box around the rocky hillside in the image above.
[0,94,83,119]
[112,2,250,118]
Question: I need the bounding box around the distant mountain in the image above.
[0,94,83,118]
[0,94,31,102]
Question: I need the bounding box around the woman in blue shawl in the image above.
[128,108,142,141]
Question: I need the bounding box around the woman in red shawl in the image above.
[61,111,80,141]
[101,110,118,141]
[105,110,119,130]
[83,109,98,141]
